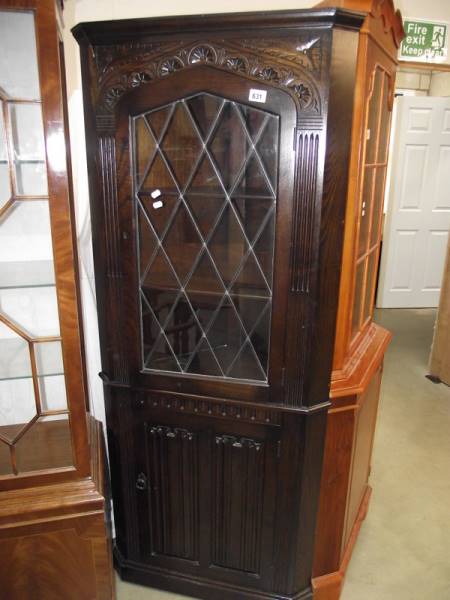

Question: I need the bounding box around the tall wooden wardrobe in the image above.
[73,3,403,600]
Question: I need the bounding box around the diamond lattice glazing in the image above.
[134,93,279,382]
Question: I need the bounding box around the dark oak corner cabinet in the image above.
[73,3,402,600]
[0,1,113,599]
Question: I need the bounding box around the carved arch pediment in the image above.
[94,39,325,116]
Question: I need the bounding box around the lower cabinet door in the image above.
[133,410,280,591]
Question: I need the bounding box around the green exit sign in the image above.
[400,20,448,62]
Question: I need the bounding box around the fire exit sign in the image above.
[400,20,448,63]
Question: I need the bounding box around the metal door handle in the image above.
[98,371,111,383]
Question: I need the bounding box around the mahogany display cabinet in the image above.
[313,2,403,599]
[0,1,114,598]
[73,3,401,599]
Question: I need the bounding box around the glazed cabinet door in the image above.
[132,407,280,590]
[114,67,296,403]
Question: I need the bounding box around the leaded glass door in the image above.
[118,69,296,401]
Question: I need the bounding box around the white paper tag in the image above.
[153,200,163,209]
[151,189,161,199]
[249,89,267,103]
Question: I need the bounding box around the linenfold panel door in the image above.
[377,96,450,308]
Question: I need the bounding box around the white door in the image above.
[377,96,450,308]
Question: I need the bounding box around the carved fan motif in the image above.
[95,39,323,114]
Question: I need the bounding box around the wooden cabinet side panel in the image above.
[313,403,357,577]
[0,513,114,600]
[343,366,382,549]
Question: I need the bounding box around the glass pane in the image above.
[363,251,378,324]
[186,194,225,238]
[188,94,223,138]
[187,154,224,195]
[141,153,177,194]
[233,154,273,197]
[39,375,67,412]
[0,260,55,289]
[10,103,48,195]
[255,115,279,193]
[208,205,249,287]
[135,115,156,187]
[351,259,365,338]
[15,161,48,196]
[377,73,392,164]
[365,68,383,165]
[0,11,40,100]
[0,286,60,337]
[161,103,202,189]
[0,378,36,442]
[370,167,386,249]
[207,297,247,374]
[0,101,11,210]
[210,102,248,192]
[358,168,374,258]
[0,321,31,380]
[10,104,45,161]
[253,211,276,287]
[186,251,224,295]
[135,93,279,382]
[15,414,72,473]
[161,294,203,370]
[0,201,55,285]
[164,203,202,284]
[35,340,64,376]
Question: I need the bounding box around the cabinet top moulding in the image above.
[72,8,364,44]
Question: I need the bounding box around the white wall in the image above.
[396,0,450,65]
[429,71,450,95]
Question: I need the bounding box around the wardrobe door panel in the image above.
[139,422,201,563]
[132,404,279,590]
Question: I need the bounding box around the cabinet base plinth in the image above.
[114,546,313,600]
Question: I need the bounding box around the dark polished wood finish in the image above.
[74,8,367,600]
[312,2,404,598]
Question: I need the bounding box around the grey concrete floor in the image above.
[116,308,450,600]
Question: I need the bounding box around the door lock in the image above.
[136,472,148,491]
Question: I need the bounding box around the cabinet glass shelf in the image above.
[0,260,55,289]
